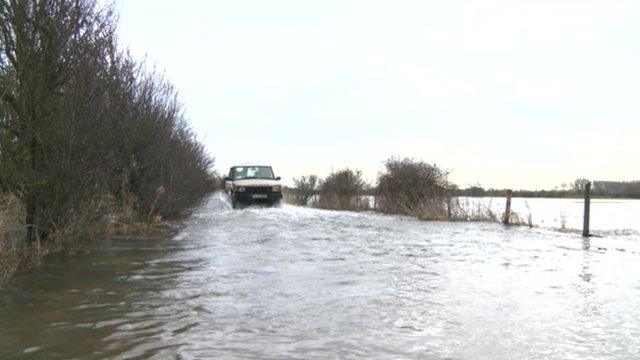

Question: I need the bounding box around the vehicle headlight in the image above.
[272,185,281,192]
[238,186,246,192]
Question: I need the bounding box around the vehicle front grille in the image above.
[244,186,272,194]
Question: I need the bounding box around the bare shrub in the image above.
[0,0,214,282]
[292,175,319,206]
[318,169,367,211]
[376,157,450,219]
[0,0,213,249]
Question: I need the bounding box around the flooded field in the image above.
[1,193,639,359]
[461,197,640,234]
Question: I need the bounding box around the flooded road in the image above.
[1,193,640,359]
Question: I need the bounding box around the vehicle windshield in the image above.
[232,166,274,180]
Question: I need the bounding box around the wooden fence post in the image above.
[503,190,512,225]
[583,181,591,237]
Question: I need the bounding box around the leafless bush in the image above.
[0,0,213,255]
[292,175,319,206]
[318,169,367,211]
[376,157,451,219]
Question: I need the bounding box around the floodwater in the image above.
[1,193,639,359]
[460,197,640,234]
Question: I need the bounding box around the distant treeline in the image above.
[0,0,214,253]
[454,179,640,199]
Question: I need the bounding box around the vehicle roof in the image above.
[230,165,273,168]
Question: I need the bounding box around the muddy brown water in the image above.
[1,193,639,359]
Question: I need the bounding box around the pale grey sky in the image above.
[117,0,639,189]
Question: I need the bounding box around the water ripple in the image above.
[1,193,639,359]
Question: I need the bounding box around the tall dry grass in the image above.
[447,197,533,226]
[282,190,298,205]
[0,195,26,285]
[317,193,371,211]
[446,197,499,222]
[0,195,24,251]
[0,191,176,286]
[0,193,85,285]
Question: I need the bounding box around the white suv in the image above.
[224,165,283,209]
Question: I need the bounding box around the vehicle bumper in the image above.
[232,192,283,204]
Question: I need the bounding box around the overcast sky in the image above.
[117,0,639,189]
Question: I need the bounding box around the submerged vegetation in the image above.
[0,0,213,283]
[287,157,533,225]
